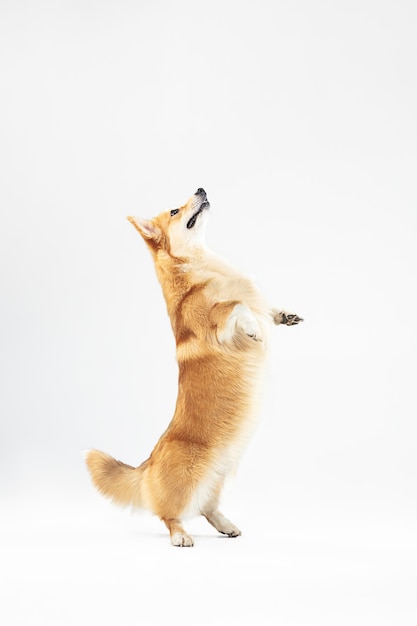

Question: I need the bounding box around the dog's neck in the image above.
[153,248,207,317]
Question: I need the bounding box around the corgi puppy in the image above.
[86,188,302,546]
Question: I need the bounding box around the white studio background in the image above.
[1,1,416,625]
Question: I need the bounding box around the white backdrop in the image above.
[1,1,416,624]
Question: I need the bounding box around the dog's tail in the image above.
[85,449,147,508]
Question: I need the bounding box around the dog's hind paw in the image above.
[203,510,242,537]
[171,532,194,547]
[222,524,241,538]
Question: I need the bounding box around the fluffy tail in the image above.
[85,449,147,508]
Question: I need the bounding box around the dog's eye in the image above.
[170,209,179,217]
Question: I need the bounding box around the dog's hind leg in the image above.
[203,509,241,537]
[162,518,194,547]
[201,480,241,537]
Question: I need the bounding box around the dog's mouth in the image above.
[187,189,210,229]
[187,201,210,229]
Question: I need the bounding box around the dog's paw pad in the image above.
[272,309,304,326]
[283,313,303,326]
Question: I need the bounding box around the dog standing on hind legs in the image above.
[85,188,303,547]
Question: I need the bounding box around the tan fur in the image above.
[85,188,303,546]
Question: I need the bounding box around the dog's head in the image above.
[128,188,210,258]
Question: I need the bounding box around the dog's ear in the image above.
[127,216,161,242]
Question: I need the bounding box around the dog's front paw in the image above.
[217,303,263,343]
[283,312,303,326]
[272,309,304,326]
[243,323,262,341]
[237,306,263,341]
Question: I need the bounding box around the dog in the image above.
[86,188,302,546]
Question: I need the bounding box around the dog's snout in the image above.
[195,188,206,197]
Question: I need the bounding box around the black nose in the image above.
[195,187,206,196]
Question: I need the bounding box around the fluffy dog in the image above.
[86,188,302,546]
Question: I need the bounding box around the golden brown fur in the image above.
[86,188,302,546]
